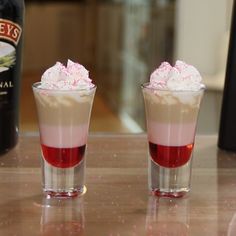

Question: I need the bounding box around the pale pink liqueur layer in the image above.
[143,90,203,147]
[40,124,89,148]
[148,122,196,146]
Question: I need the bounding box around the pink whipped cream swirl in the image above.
[149,60,205,91]
[40,60,94,90]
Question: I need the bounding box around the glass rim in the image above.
[32,81,97,92]
[141,82,206,93]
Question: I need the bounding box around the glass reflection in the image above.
[146,196,189,236]
[40,197,84,236]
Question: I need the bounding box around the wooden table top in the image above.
[0,133,236,235]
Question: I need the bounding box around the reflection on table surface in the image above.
[146,196,189,236]
[40,197,84,236]
[0,133,236,235]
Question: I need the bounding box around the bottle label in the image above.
[0,17,23,109]
[0,19,22,46]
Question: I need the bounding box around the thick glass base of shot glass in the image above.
[41,156,86,198]
[149,157,193,198]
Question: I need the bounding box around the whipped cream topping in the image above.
[40,60,94,90]
[149,60,205,91]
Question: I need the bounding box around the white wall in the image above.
[175,0,233,76]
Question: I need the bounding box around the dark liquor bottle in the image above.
[218,0,236,151]
[0,0,24,154]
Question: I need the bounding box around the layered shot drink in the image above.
[142,61,205,198]
[33,60,96,197]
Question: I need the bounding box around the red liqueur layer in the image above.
[149,142,193,168]
[41,144,86,168]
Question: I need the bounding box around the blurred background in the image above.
[20,0,233,134]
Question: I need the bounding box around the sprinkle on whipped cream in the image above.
[149,60,205,91]
[40,60,95,90]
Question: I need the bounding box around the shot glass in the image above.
[33,82,96,197]
[142,83,204,197]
